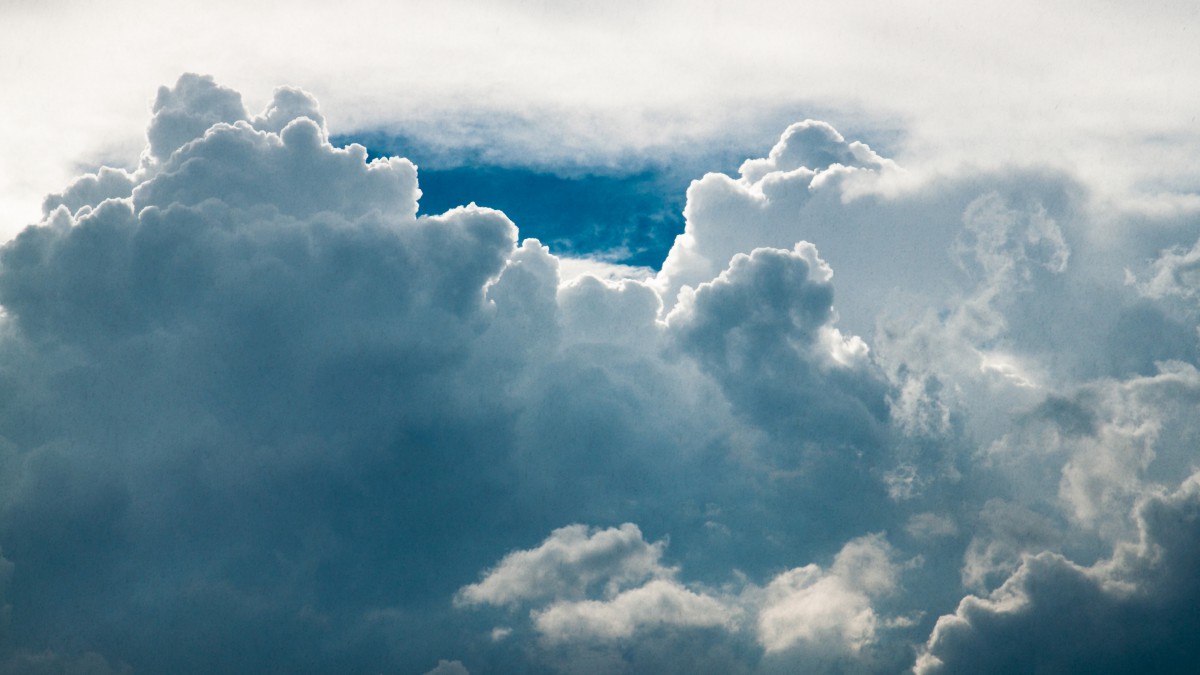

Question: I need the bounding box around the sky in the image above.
[2,2,1200,673]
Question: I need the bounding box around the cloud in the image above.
[532,579,738,642]
[0,75,526,674]
[3,72,1200,675]
[959,500,1060,592]
[6,0,1200,251]
[41,167,136,218]
[1129,236,1200,319]
[981,361,1200,540]
[145,73,249,163]
[134,118,420,221]
[456,522,740,653]
[458,523,904,669]
[654,120,899,311]
[918,469,1200,674]
[423,659,470,675]
[905,513,958,541]
[755,533,898,654]
[455,524,672,608]
[737,121,889,184]
[667,242,887,447]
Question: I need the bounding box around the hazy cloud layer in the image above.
[1,75,1199,674]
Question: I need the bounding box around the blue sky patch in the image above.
[333,132,750,268]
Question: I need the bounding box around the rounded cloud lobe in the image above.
[917,472,1200,674]
[2,74,1200,674]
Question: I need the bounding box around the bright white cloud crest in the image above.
[455,524,672,608]
[1,73,1199,675]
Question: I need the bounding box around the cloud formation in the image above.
[918,471,1200,674]
[455,524,672,608]
[1,74,1199,674]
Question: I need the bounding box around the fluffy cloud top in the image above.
[655,120,899,310]
[455,524,671,608]
[532,579,738,642]
[755,534,899,654]
[667,242,885,447]
[457,523,900,660]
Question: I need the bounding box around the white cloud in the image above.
[654,122,897,311]
[558,275,663,347]
[959,500,1060,592]
[144,73,249,164]
[6,0,1200,242]
[905,513,958,541]
[532,579,738,642]
[423,659,470,675]
[455,524,672,609]
[871,191,1078,450]
[756,534,898,654]
[459,523,905,663]
[1130,236,1200,310]
[982,361,1200,540]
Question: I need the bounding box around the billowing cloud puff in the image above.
[756,533,898,654]
[455,524,671,608]
[145,73,249,163]
[458,523,903,667]
[532,579,738,642]
[918,470,1200,674]
[667,242,886,446]
[654,121,898,310]
[456,522,740,654]
[135,117,419,220]
[42,167,136,217]
[737,121,890,184]
[1131,236,1200,313]
[982,361,1200,541]
[0,75,529,673]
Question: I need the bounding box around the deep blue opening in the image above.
[331,132,713,269]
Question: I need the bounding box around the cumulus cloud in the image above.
[755,534,898,654]
[654,120,899,310]
[41,167,136,217]
[0,75,527,673]
[422,659,470,675]
[455,524,672,608]
[455,523,739,647]
[981,361,1200,540]
[1129,236,1200,324]
[667,242,886,447]
[959,500,1060,592]
[4,72,1200,675]
[918,470,1200,674]
[532,579,738,642]
[458,523,904,670]
[145,73,249,163]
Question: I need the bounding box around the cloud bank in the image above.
[1,74,1199,674]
